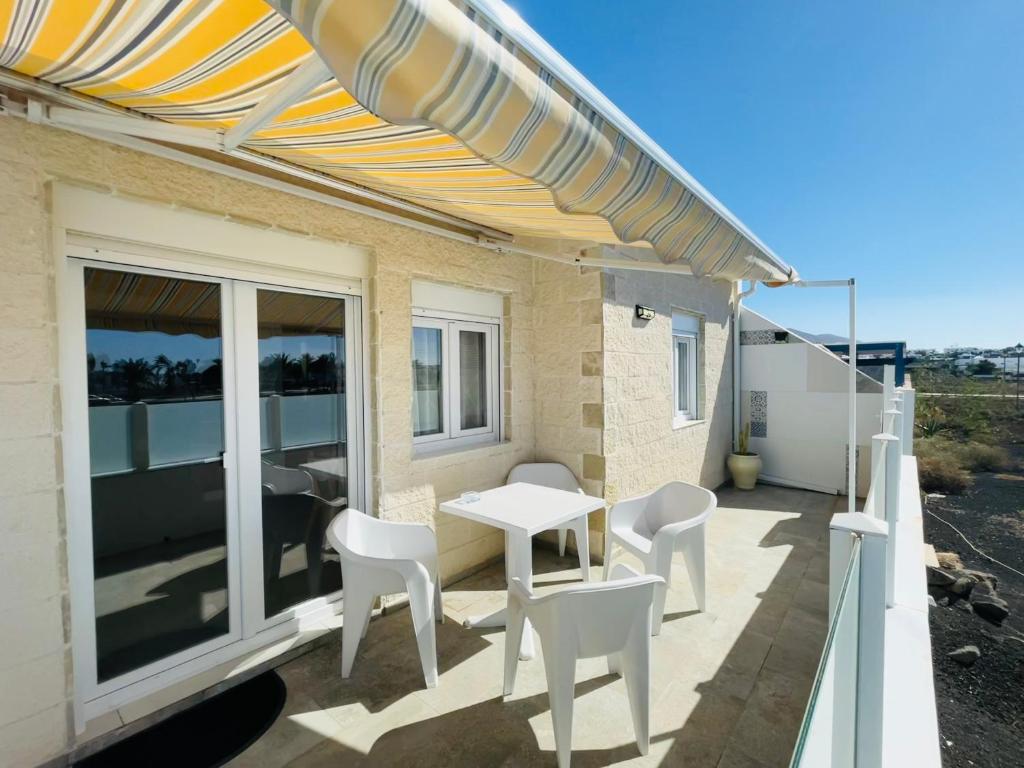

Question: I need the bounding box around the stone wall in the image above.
[0,117,539,765]
[602,269,735,502]
[531,261,605,545]
[0,116,741,766]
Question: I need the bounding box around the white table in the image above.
[299,456,347,482]
[439,482,605,659]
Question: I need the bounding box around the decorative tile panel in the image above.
[750,390,767,437]
[740,330,777,345]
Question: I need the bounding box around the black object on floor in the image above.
[75,670,286,768]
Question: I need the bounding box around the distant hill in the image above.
[789,329,849,345]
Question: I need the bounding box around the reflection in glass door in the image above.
[83,267,233,683]
[255,289,348,619]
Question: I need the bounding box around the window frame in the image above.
[671,310,702,427]
[411,309,501,452]
[673,332,698,422]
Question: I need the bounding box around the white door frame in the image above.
[235,281,365,636]
[61,254,245,703]
[54,192,371,725]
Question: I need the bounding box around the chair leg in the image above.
[648,547,674,635]
[651,581,668,636]
[573,519,591,582]
[408,577,439,689]
[607,651,621,677]
[434,573,445,624]
[620,627,652,756]
[541,640,579,768]
[602,534,614,581]
[341,585,375,678]
[681,526,707,612]
[558,528,568,557]
[502,599,527,697]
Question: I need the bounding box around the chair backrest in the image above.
[261,460,314,496]
[507,462,582,494]
[641,481,716,533]
[513,566,663,658]
[327,508,390,561]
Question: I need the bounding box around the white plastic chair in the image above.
[503,564,663,768]
[602,481,716,634]
[507,463,591,581]
[326,509,443,688]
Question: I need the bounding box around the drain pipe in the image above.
[733,280,758,451]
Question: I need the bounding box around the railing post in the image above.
[129,401,150,471]
[900,388,915,456]
[869,434,890,519]
[268,393,283,452]
[884,405,902,455]
[829,526,855,621]
[829,512,889,768]
[882,365,896,429]
[857,521,889,768]
[883,430,902,609]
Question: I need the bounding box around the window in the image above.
[672,311,701,425]
[411,282,501,451]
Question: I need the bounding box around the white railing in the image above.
[791,366,921,768]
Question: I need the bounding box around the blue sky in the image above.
[511,0,1023,350]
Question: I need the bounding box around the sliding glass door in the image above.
[254,288,349,620]
[83,266,239,686]
[70,258,362,697]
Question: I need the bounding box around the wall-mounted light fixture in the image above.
[635,304,655,321]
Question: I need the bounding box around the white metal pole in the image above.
[848,279,857,514]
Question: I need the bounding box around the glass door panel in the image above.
[84,266,231,683]
[256,289,347,619]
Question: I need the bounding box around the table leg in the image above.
[460,530,536,660]
[507,530,536,660]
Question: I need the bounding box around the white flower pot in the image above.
[727,453,762,490]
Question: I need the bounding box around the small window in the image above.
[412,309,500,451]
[672,312,701,425]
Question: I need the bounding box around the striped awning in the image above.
[0,0,796,282]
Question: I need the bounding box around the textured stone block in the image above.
[582,453,605,481]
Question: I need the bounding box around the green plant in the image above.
[737,422,752,455]
[916,403,947,438]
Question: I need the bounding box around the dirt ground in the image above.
[923,400,1024,767]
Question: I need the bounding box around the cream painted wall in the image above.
[601,270,735,503]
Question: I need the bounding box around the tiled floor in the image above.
[227,485,837,768]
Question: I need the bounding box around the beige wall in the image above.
[0,117,739,765]
[602,270,735,502]
[0,117,543,765]
[531,261,605,544]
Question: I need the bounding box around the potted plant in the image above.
[727,422,762,490]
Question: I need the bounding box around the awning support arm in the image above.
[223,57,331,150]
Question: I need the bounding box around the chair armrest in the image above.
[606,495,647,533]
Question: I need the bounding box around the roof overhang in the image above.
[0,0,797,283]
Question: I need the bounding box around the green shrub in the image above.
[958,442,1011,472]
[917,455,972,494]
[916,436,1011,474]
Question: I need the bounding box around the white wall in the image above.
[739,307,883,496]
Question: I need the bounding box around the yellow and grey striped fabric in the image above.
[0,0,795,281]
